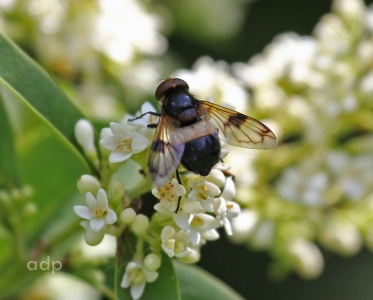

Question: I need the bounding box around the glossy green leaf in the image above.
[0,32,92,170]
[174,261,244,300]
[0,93,19,188]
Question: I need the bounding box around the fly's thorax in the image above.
[162,88,198,119]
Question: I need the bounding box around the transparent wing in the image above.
[199,101,277,149]
[148,114,185,186]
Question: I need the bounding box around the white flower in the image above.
[121,259,158,300]
[213,197,240,236]
[152,178,203,230]
[126,102,160,140]
[161,225,192,258]
[188,179,221,212]
[189,213,221,246]
[94,0,167,64]
[74,188,117,232]
[100,122,149,163]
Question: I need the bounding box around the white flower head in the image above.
[188,179,221,212]
[74,188,117,232]
[152,178,203,230]
[100,122,149,163]
[161,225,192,258]
[121,259,158,300]
[189,213,221,246]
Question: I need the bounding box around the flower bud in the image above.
[81,221,106,246]
[144,253,161,271]
[120,208,136,224]
[77,175,101,194]
[109,179,125,205]
[75,119,95,152]
[132,214,149,236]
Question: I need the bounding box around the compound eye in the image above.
[155,78,189,100]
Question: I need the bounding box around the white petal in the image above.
[174,247,192,258]
[131,282,146,300]
[173,212,190,230]
[162,244,175,257]
[141,102,157,114]
[126,261,139,271]
[200,200,213,212]
[221,176,236,200]
[223,218,233,235]
[73,205,92,220]
[131,133,150,153]
[121,272,130,288]
[105,209,117,224]
[205,182,221,196]
[100,127,112,140]
[85,192,97,208]
[183,198,205,214]
[161,225,175,241]
[100,135,119,150]
[96,189,109,208]
[226,201,240,218]
[202,229,220,241]
[109,150,132,163]
[90,218,106,232]
[110,122,130,138]
[190,229,201,246]
[154,203,172,215]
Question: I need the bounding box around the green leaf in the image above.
[174,261,244,300]
[0,32,93,171]
[0,93,20,188]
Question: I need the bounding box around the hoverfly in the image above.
[129,78,277,187]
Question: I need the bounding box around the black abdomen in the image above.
[181,133,221,176]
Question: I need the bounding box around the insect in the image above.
[129,78,277,187]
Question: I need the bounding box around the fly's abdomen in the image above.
[181,132,221,176]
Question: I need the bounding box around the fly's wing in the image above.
[148,113,185,186]
[199,101,277,149]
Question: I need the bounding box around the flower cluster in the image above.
[227,0,373,279]
[152,171,239,263]
[0,0,167,119]
[73,101,241,299]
